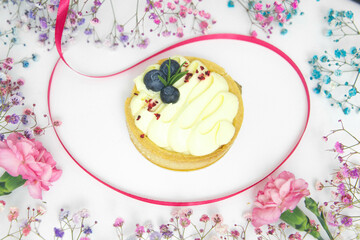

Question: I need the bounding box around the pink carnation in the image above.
[0,133,62,199]
[251,171,310,227]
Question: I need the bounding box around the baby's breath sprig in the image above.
[309,47,360,115]
[228,0,302,38]
[324,9,360,42]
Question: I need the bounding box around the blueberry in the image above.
[144,70,166,92]
[160,59,180,78]
[160,86,180,104]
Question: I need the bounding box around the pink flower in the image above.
[0,200,5,212]
[334,142,344,153]
[17,78,25,85]
[291,0,298,9]
[180,217,190,227]
[22,224,31,236]
[113,217,124,227]
[199,21,208,30]
[0,133,62,199]
[211,214,223,224]
[135,225,145,237]
[183,0,191,3]
[154,18,161,25]
[255,13,264,22]
[278,222,286,230]
[325,212,339,227]
[251,30,258,38]
[315,181,324,191]
[80,238,90,240]
[37,206,46,215]
[200,214,210,222]
[53,120,62,127]
[289,232,302,240]
[179,208,193,217]
[169,16,177,23]
[8,207,19,221]
[154,1,162,8]
[254,3,262,11]
[251,171,310,227]
[167,2,176,10]
[176,27,184,38]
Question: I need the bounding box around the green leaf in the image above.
[167,58,171,82]
[304,197,334,240]
[158,75,168,86]
[168,71,188,86]
[0,172,26,196]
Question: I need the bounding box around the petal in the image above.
[25,181,43,199]
[0,149,21,176]
[252,206,281,227]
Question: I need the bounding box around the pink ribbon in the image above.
[49,0,311,206]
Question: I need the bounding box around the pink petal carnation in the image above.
[251,171,310,227]
[0,133,62,199]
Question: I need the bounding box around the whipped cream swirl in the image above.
[130,56,239,156]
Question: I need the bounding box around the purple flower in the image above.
[116,25,124,33]
[54,227,64,238]
[150,231,162,240]
[94,0,101,6]
[159,224,168,233]
[59,209,69,221]
[0,133,4,141]
[23,129,33,139]
[21,115,28,125]
[341,216,352,227]
[29,10,36,20]
[349,168,359,179]
[11,96,21,105]
[120,34,129,42]
[84,28,93,35]
[326,212,339,227]
[78,18,85,26]
[137,38,150,49]
[9,114,20,124]
[83,226,92,235]
[337,183,345,196]
[162,231,173,239]
[334,141,344,153]
[39,17,48,29]
[39,33,48,42]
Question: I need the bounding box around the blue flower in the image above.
[21,115,28,125]
[350,47,357,55]
[343,107,350,115]
[346,11,353,19]
[334,49,346,58]
[313,85,321,94]
[320,55,328,62]
[326,29,333,36]
[59,209,69,221]
[83,226,92,235]
[227,0,234,7]
[24,129,33,139]
[312,69,321,79]
[334,69,342,76]
[32,54,39,62]
[0,133,4,141]
[54,228,64,238]
[324,90,332,98]
[349,88,357,97]
[8,114,20,124]
[280,29,288,35]
[22,60,29,68]
[323,75,331,84]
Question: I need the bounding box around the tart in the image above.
[125,56,244,171]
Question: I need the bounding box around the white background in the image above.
[0,0,360,239]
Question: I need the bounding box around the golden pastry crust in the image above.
[125,57,244,171]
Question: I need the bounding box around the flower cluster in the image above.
[0,0,215,50]
[114,209,250,240]
[309,47,360,115]
[55,208,96,240]
[318,120,360,239]
[324,9,360,42]
[228,0,302,38]
[1,204,47,238]
[0,204,96,239]
[0,26,62,199]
